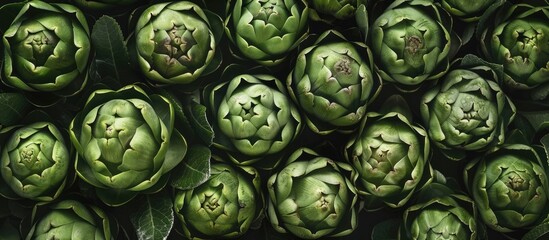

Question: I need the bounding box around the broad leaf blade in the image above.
[130,193,174,240]
[171,145,211,190]
[0,93,30,127]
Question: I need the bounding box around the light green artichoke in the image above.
[441,0,498,22]
[0,122,69,201]
[480,3,549,92]
[399,183,482,240]
[69,85,187,206]
[465,144,549,232]
[345,110,431,209]
[287,30,379,134]
[226,0,309,66]
[174,163,264,239]
[267,148,358,239]
[420,55,516,160]
[206,72,302,168]
[2,0,90,94]
[73,0,139,11]
[135,1,222,85]
[25,200,113,240]
[369,0,454,87]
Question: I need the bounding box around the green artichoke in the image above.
[135,1,222,85]
[345,110,431,209]
[206,72,302,168]
[287,30,380,134]
[479,3,549,93]
[267,148,358,239]
[2,0,90,94]
[420,55,516,160]
[25,200,113,240]
[73,0,139,11]
[0,122,69,201]
[69,85,187,206]
[465,144,549,232]
[399,183,482,240]
[226,0,309,66]
[441,0,498,22]
[174,163,264,239]
[308,0,367,20]
[369,0,454,87]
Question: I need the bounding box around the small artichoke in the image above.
[226,0,309,66]
[267,148,358,239]
[0,122,69,201]
[174,163,264,239]
[465,144,549,232]
[2,0,90,94]
[135,1,222,85]
[69,85,187,206]
[25,200,113,240]
[287,30,379,134]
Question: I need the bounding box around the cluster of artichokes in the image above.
[0,0,548,239]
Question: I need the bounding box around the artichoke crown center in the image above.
[26,31,59,66]
[334,57,353,75]
[256,0,279,21]
[405,35,423,55]
[20,144,40,166]
[157,25,195,62]
[505,173,529,191]
[239,97,259,120]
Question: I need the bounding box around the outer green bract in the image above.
[206,73,301,167]
[2,0,90,94]
[25,200,113,240]
[370,0,454,86]
[174,163,264,239]
[135,1,221,84]
[0,122,69,201]
[465,144,549,232]
[480,4,549,91]
[267,148,358,239]
[69,85,187,206]
[226,0,309,65]
[441,0,497,22]
[420,55,515,159]
[399,183,482,240]
[287,30,379,134]
[345,111,431,208]
[309,0,366,20]
[73,0,139,11]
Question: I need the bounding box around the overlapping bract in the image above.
[0,122,69,201]
[2,0,90,94]
[73,0,139,11]
[69,85,187,206]
[174,163,263,239]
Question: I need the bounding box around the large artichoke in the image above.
[25,200,113,240]
[226,0,309,66]
[0,122,69,201]
[368,0,455,87]
[174,162,264,239]
[267,148,358,239]
[287,30,380,134]
[465,144,549,232]
[205,72,302,168]
[345,108,431,209]
[2,0,90,95]
[479,3,549,94]
[69,85,187,206]
[420,55,516,160]
[135,1,222,85]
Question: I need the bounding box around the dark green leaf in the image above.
[0,93,30,127]
[130,193,174,240]
[371,218,400,240]
[520,111,549,134]
[170,145,210,190]
[185,99,214,146]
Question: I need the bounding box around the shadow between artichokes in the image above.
[69,85,187,206]
[173,162,264,239]
[287,30,381,135]
[267,148,358,239]
[464,144,549,233]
